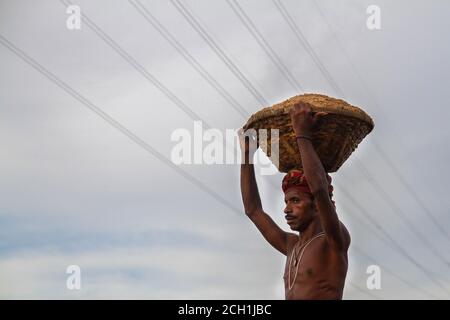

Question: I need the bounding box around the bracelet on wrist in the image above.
[296,135,312,141]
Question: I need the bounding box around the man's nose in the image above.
[284,205,291,214]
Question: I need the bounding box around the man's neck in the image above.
[298,217,323,244]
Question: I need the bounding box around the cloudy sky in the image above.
[1,0,450,299]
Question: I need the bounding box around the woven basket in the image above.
[243,93,374,173]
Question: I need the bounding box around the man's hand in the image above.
[289,102,327,137]
[238,127,258,164]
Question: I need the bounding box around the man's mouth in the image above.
[285,215,296,222]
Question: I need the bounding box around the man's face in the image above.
[283,189,315,232]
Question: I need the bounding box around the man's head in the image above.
[282,169,334,232]
[283,188,316,232]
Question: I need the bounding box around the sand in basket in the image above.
[243,93,374,173]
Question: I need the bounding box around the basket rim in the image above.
[243,93,374,130]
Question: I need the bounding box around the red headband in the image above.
[282,169,334,197]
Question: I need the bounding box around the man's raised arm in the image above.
[289,103,346,251]
[239,129,290,255]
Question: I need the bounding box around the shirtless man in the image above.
[239,102,350,300]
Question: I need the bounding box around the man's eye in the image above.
[293,198,299,203]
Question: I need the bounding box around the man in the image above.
[239,102,350,300]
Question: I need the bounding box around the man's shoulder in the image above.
[286,233,299,252]
[321,221,351,253]
[338,220,351,251]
